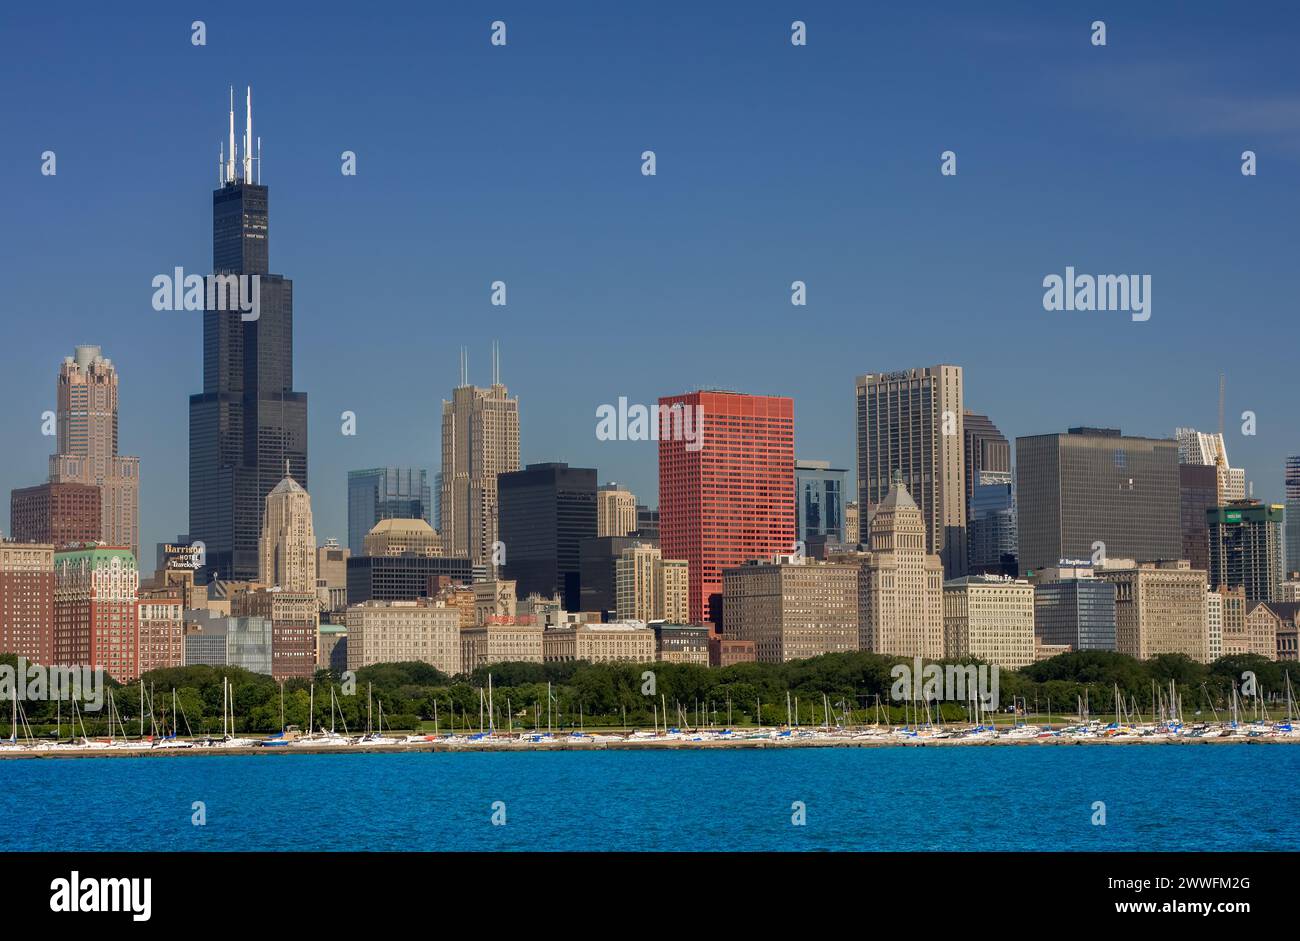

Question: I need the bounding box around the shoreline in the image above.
[1,735,1295,759]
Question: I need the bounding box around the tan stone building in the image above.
[440,372,521,566]
[316,538,350,613]
[259,472,317,594]
[722,557,859,663]
[461,621,544,670]
[942,575,1036,669]
[832,475,944,659]
[1238,602,1285,659]
[474,579,517,624]
[597,484,638,537]
[1097,560,1208,661]
[345,599,462,674]
[362,518,442,557]
[615,543,688,623]
[844,501,860,545]
[542,621,656,664]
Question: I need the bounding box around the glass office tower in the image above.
[347,468,434,556]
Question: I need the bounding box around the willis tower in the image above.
[189,87,308,582]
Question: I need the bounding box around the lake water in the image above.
[2,745,1295,851]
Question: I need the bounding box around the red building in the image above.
[658,391,795,624]
[0,541,55,663]
[10,482,101,549]
[53,546,139,682]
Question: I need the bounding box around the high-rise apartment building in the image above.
[1097,559,1209,662]
[499,462,597,611]
[1285,456,1300,575]
[831,475,945,659]
[190,90,308,582]
[1207,500,1284,604]
[9,482,101,550]
[0,542,55,664]
[1016,428,1181,574]
[47,346,141,559]
[615,543,688,623]
[347,468,433,556]
[259,469,317,593]
[722,557,859,663]
[439,356,520,567]
[795,459,848,557]
[855,365,966,577]
[596,483,637,538]
[943,575,1036,669]
[53,547,139,681]
[579,534,655,617]
[659,390,795,624]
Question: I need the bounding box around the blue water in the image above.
[1,745,1295,851]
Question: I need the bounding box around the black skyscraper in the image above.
[499,463,597,610]
[190,89,307,582]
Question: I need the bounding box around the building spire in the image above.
[226,86,237,183]
[243,87,253,184]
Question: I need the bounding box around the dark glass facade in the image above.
[969,482,1017,575]
[499,462,597,610]
[1178,463,1217,573]
[1034,578,1117,651]
[1016,428,1180,575]
[795,460,846,558]
[190,178,307,582]
[1207,501,1284,603]
[346,555,473,604]
[347,468,433,556]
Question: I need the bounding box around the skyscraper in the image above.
[190,88,308,582]
[259,467,317,593]
[659,390,795,624]
[498,462,597,610]
[1207,500,1284,603]
[596,483,637,538]
[1179,463,1218,572]
[1016,428,1181,574]
[794,459,847,556]
[962,410,1011,498]
[47,346,141,559]
[835,474,945,659]
[855,365,966,577]
[347,468,434,556]
[1286,456,1300,575]
[439,348,520,567]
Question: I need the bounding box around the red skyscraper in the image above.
[658,391,795,625]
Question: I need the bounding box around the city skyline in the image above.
[3,3,1300,564]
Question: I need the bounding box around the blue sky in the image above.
[3,1,1299,558]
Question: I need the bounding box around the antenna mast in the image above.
[243,86,253,184]
[227,86,236,184]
